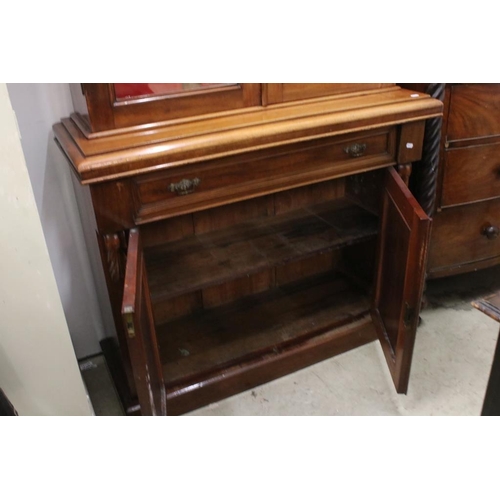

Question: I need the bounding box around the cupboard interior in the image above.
[138,170,386,399]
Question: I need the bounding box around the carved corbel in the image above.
[103,231,127,283]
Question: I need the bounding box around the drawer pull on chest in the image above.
[344,143,367,158]
[169,178,201,196]
[482,224,500,240]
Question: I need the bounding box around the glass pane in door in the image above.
[114,83,236,100]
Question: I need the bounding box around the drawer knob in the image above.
[344,143,367,158]
[482,225,500,240]
[169,178,201,196]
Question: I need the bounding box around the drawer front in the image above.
[442,142,500,207]
[429,199,500,272]
[447,84,500,142]
[133,129,396,224]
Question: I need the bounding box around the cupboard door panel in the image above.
[265,84,395,104]
[372,167,431,393]
[122,228,166,415]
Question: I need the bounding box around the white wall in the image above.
[0,83,93,415]
[6,83,116,359]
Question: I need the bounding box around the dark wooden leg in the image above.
[481,327,500,416]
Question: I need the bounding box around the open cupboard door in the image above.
[372,166,431,394]
[122,228,166,415]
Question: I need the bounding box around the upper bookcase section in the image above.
[69,84,402,135]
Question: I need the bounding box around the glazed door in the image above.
[122,228,166,416]
[81,83,261,132]
[372,166,431,394]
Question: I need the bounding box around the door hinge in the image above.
[404,302,415,328]
[124,312,136,338]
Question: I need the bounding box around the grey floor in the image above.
[80,266,500,416]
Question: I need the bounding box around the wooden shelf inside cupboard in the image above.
[158,271,372,388]
[160,271,375,415]
[144,197,379,303]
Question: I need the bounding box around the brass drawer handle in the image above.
[344,143,367,158]
[482,225,500,240]
[169,178,200,196]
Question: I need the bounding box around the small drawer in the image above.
[441,142,500,207]
[447,84,500,142]
[428,199,500,272]
[132,128,396,224]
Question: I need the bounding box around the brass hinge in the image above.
[403,302,415,328]
[124,312,136,338]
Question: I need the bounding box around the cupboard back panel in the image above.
[147,178,367,324]
[142,179,346,250]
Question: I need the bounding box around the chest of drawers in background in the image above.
[427,84,500,278]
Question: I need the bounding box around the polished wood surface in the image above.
[76,83,261,132]
[121,229,166,415]
[132,129,394,225]
[265,83,394,104]
[96,230,136,405]
[422,83,500,278]
[397,121,425,165]
[54,84,442,414]
[372,167,431,393]
[442,142,500,207]
[406,84,446,217]
[54,87,441,184]
[428,198,500,275]
[447,84,500,143]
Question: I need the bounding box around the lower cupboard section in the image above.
[155,272,376,415]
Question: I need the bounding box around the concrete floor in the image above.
[81,266,500,416]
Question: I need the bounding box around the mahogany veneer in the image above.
[416,83,500,279]
[55,84,442,415]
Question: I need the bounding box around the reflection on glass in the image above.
[114,83,235,100]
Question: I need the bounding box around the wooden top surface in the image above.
[53,86,443,184]
[472,292,500,323]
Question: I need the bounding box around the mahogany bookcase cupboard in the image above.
[54,83,442,415]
